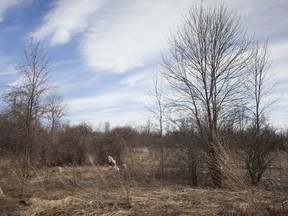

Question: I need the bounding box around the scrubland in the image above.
[1,147,288,216]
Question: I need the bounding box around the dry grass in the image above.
[1,148,288,215]
[213,137,249,190]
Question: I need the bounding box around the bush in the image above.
[92,127,135,165]
[49,123,93,166]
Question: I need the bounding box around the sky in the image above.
[0,0,288,130]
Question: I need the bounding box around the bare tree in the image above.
[176,117,200,186]
[161,4,252,187]
[146,71,166,184]
[43,91,67,165]
[243,41,276,185]
[3,38,51,177]
[45,92,66,132]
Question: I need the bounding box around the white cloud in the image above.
[66,66,156,127]
[35,0,288,74]
[67,90,147,127]
[270,40,288,61]
[79,0,288,73]
[0,0,20,22]
[69,107,146,128]
[80,0,191,73]
[32,0,105,45]
[0,56,16,76]
[68,92,131,112]
[120,66,154,87]
[268,40,288,125]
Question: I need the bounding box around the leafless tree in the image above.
[243,41,276,185]
[146,71,166,184]
[177,117,200,186]
[45,91,66,132]
[42,91,67,165]
[3,38,51,177]
[161,4,252,187]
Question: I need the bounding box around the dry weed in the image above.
[1,152,288,215]
[213,136,249,190]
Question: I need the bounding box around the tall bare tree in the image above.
[161,4,252,187]
[146,71,166,184]
[3,38,51,177]
[243,41,276,185]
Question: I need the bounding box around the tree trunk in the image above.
[24,141,31,178]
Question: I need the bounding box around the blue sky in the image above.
[0,0,288,130]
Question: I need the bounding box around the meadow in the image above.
[1,147,288,216]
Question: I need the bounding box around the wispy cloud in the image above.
[67,90,146,126]
[119,66,154,87]
[66,65,155,126]
[270,40,288,61]
[0,56,16,75]
[33,0,288,74]
[32,0,191,73]
[80,0,190,73]
[0,0,21,22]
[32,0,105,45]
[0,55,18,87]
[68,92,131,112]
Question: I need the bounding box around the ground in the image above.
[1,149,288,215]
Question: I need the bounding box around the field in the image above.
[1,148,288,215]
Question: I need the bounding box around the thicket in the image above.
[0,109,286,187]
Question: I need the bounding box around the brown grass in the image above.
[1,148,288,215]
[213,137,249,190]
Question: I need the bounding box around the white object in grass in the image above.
[108,155,120,171]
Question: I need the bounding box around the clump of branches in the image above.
[93,127,136,165]
[51,123,93,166]
[241,126,279,185]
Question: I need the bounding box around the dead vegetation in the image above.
[1,148,288,216]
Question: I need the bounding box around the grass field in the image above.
[1,148,288,215]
